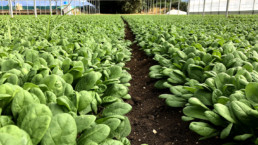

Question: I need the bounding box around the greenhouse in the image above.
[189,0,258,14]
[1,0,258,145]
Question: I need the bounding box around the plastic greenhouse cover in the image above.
[189,0,258,12]
[0,0,94,7]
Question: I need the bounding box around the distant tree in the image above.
[99,1,122,14]
[120,0,142,13]
[171,1,187,11]
[157,1,188,11]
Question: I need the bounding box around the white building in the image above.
[167,9,187,15]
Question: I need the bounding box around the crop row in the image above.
[124,15,258,144]
[0,15,132,145]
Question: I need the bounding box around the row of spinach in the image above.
[124,15,258,144]
[0,15,132,145]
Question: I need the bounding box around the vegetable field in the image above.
[0,15,132,145]
[0,15,258,145]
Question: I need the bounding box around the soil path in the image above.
[122,18,224,145]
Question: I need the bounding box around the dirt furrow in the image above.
[123,18,223,145]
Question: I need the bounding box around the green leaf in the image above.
[100,139,123,145]
[111,117,131,139]
[0,125,32,145]
[100,118,121,137]
[17,104,52,145]
[154,80,167,89]
[102,96,119,104]
[183,106,208,120]
[78,91,93,113]
[204,111,225,126]
[187,64,203,81]
[194,89,213,105]
[246,82,258,104]
[11,90,39,118]
[23,83,39,90]
[0,84,20,110]
[167,69,185,84]
[188,97,209,109]
[109,66,122,79]
[41,113,77,145]
[29,87,46,104]
[104,84,128,98]
[57,96,74,111]
[75,115,96,133]
[214,104,236,123]
[45,91,57,104]
[119,137,131,145]
[169,85,191,97]
[103,102,132,117]
[234,134,253,141]
[1,59,21,71]
[220,123,233,139]
[212,63,226,73]
[119,71,132,83]
[40,75,66,97]
[0,116,14,127]
[0,133,19,144]
[212,89,223,104]
[214,73,234,91]
[75,72,102,91]
[181,116,194,121]
[48,103,66,115]
[24,50,40,65]
[159,94,187,107]
[223,42,236,54]
[189,122,218,137]
[78,124,111,144]
[62,73,74,84]
[217,96,230,105]
[230,101,258,126]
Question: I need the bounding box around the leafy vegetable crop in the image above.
[0,15,132,145]
[124,15,258,144]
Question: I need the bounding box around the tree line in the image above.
[99,0,188,14]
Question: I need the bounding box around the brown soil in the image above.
[123,18,224,145]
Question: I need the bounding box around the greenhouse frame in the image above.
[1,0,258,17]
[0,0,100,17]
[188,0,258,15]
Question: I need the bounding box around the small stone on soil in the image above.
[127,100,135,105]
[133,96,141,102]
[148,115,155,120]
[152,129,157,134]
